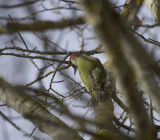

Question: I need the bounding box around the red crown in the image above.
[69,54,80,61]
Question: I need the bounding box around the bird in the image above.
[70,54,115,134]
[70,54,109,105]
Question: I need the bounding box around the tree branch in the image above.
[0,78,83,140]
[80,0,157,139]
[0,16,85,34]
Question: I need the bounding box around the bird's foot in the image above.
[97,90,107,102]
[90,88,108,104]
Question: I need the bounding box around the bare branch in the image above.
[0,78,83,140]
[0,17,85,34]
[0,52,70,64]
[0,46,102,55]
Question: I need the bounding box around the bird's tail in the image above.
[90,88,115,136]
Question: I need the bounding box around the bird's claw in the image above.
[90,88,108,105]
[96,90,107,102]
[98,92,107,102]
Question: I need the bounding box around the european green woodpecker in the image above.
[70,54,108,105]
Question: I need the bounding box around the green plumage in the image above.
[71,55,107,104]
[76,55,106,89]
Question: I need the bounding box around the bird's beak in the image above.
[70,61,78,75]
[73,66,78,75]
